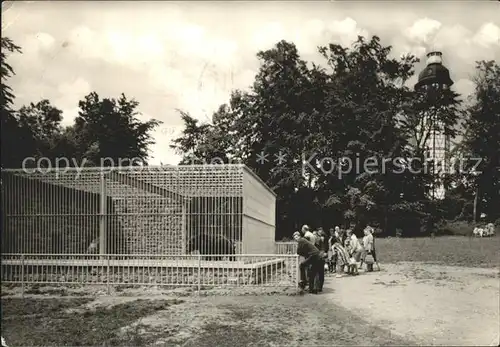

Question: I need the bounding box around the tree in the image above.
[315,36,431,235]
[74,92,162,166]
[172,36,430,237]
[171,106,238,165]
[0,37,21,116]
[460,61,500,223]
[172,40,328,236]
[16,100,64,164]
[1,37,23,168]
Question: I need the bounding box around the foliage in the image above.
[1,37,23,168]
[0,37,161,169]
[73,92,162,166]
[172,35,467,238]
[437,220,476,236]
[2,33,497,241]
[0,37,21,114]
[457,61,500,222]
[16,100,64,165]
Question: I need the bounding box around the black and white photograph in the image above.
[1,0,499,346]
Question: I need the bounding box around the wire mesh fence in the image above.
[1,254,300,292]
[0,165,293,292]
[1,165,275,258]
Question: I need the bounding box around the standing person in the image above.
[328,228,335,243]
[293,231,323,294]
[320,229,326,249]
[338,227,347,247]
[363,226,380,271]
[312,230,320,247]
[346,229,363,272]
[314,229,323,249]
[302,224,315,244]
[316,229,327,287]
[334,226,340,239]
[327,228,336,273]
[301,225,316,285]
[361,230,369,270]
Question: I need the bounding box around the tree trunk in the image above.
[473,187,479,223]
[384,206,388,232]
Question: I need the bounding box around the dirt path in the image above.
[323,262,500,346]
[116,263,499,346]
[119,294,413,346]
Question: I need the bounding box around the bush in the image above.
[437,220,475,236]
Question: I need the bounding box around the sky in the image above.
[2,1,500,165]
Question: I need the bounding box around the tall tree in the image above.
[461,61,500,223]
[172,36,428,237]
[1,37,23,168]
[172,106,238,165]
[16,100,64,164]
[172,40,328,235]
[74,92,162,166]
[316,36,426,234]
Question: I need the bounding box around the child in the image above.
[346,229,363,272]
[363,226,380,271]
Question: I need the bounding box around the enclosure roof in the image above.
[2,164,277,198]
[242,165,277,197]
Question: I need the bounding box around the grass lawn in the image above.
[1,297,184,346]
[375,235,500,268]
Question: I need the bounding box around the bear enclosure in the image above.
[1,165,298,290]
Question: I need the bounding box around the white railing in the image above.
[1,254,299,294]
[275,241,297,254]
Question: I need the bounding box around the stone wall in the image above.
[112,197,184,254]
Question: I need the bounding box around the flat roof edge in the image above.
[1,164,248,173]
[242,166,277,198]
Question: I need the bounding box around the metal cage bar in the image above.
[1,165,275,259]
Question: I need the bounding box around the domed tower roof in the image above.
[414,51,454,91]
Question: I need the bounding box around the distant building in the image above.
[414,51,454,200]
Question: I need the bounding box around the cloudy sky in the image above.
[2,1,499,165]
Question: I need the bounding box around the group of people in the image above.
[472,223,496,237]
[293,224,380,294]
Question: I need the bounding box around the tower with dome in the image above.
[414,51,454,200]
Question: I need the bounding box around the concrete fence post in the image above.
[99,171,107,259]
[295,255,299,287]
[197,254,201,295]
[21,254,25,297]
[106,255,111,295]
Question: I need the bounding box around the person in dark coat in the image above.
[316,229,327,288]
[293,231,323,294]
